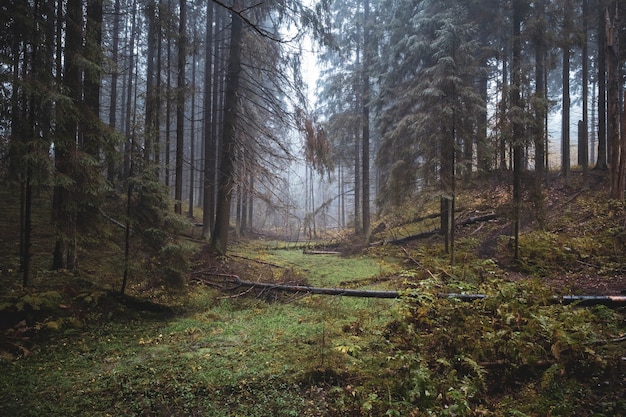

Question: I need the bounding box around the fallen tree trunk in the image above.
[191,274,626,307]
[303,250,342,255]
[374,213,498,246]
[461,213,498,226]
[229,276,399,298]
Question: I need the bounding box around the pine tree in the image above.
[212,2,243,254]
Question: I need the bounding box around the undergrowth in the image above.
[2,178,626,416]
[319,278,626,416]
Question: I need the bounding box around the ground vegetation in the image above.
[1,171,625,416]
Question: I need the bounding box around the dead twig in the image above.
[593,335,626,345]
[220,286,255,299]
[401,247,437,280]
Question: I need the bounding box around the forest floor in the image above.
[1,171,626,416]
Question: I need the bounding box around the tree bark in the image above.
[144,0,158,162]
[476,71,490,172]
[212,3,243,254]
[534,0,546,176]
[188,20,198,218]
[499,53,508,170]
[174,0,187,214]
[202,2,215,238]
[165,0,173,187]
[580,0,589,184]
[511,0,524,260]
[122,0,138,179]
[607,5,622,198]
[596,0,608,170]
[107,0,121,182]
[361,0,371,243]
[561,0,572,186]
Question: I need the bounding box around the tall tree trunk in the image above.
[236,185,242,236]
[562,46,571,185]
[562,2,572,186]
[165,0,173,187]
[361,0,371,243]
[22,0,55,284]
[353,125,361,235]
[511,0,525,260]
[354,2,361,236]
[534,0,546,176]
[499,53,508,169]
[202,1,215,238]
[144,0,158,162]
[476,70,490,173]
[84,3,103,151]
[591,78,597,164]
[123,0,138,179]
[188,21,198,218]
[440,123,455,258]
[607,4,621,197]
[310,168,316,237]
[208,7,224,234]
[155,1,164,165]
[597,0,608,170]
[52,0,82,270]
[20,0,34,286]
[121,164,134,295]
[618,92,626,198]
[174,0,187,214]
[247,172,254,232]
[240,186,247,235]
[580,0,590,183]
[107,0,121,182]
[212,3,243,254]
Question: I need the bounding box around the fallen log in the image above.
[379,213,498,245]
[303,250,342,255]
[192,274,626,306]
[230,276,399,298]
[461,213,497,226]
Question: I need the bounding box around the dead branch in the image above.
[99,208,131,231]
[303,250,341,255]
[231,276,400,298]
[401,247,436,280]
[374,213,498,246]
[593,335,626,345]
[479,359,554,369]
[461,213,497,226]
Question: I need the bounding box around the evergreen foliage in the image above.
[129,165,192,288]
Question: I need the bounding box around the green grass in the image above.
[0,248,401,416]
[262,249,398,287]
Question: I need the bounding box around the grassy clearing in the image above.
[262,248,398,287]
[0,245,401,416]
